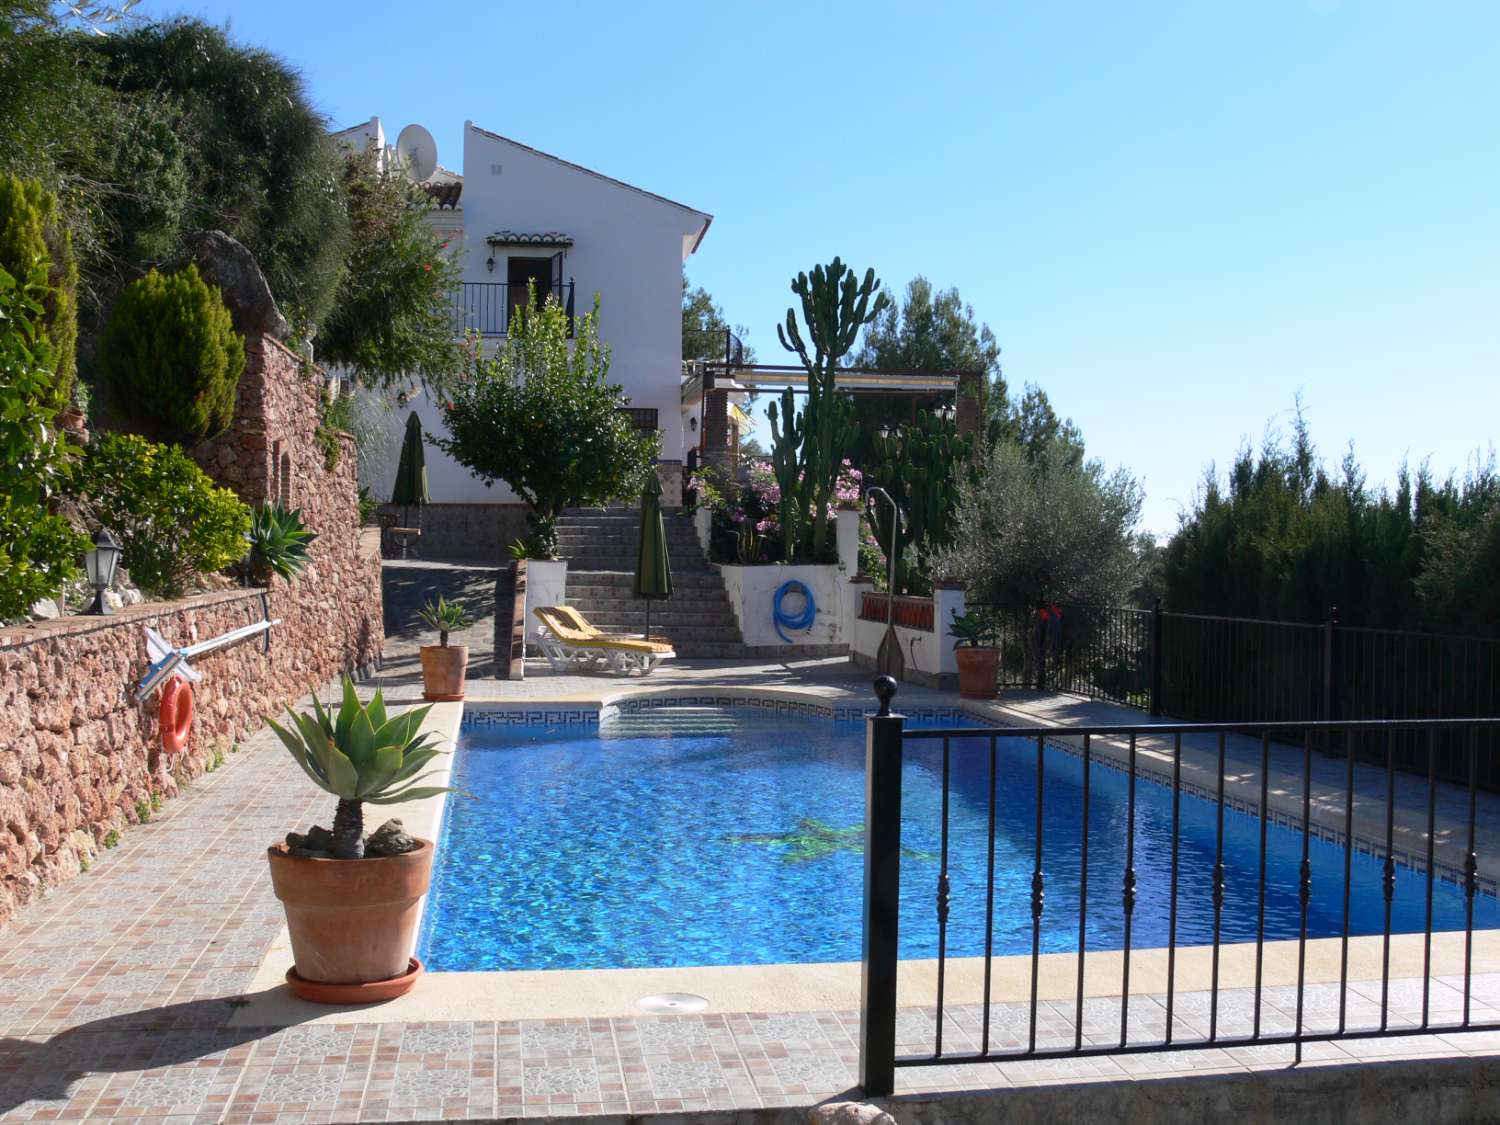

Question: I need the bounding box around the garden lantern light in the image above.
[83,527,122,615]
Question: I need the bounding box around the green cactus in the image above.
[867,409,971,594]
[766,386,805,558]
[774,258,889,561]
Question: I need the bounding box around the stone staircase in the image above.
[554,507,749,659]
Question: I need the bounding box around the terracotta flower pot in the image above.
[955,646,1000,700]
[267,838,434,1002]
[419,644,468,701]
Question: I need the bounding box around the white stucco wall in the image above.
[721,564,848,648]
[360,119,710,507]
[523,560,568,647]
[398,123,707,505]
[851,585,967,681]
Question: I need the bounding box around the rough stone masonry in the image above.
[0,336,383,926]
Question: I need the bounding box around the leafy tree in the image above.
[0,257,86,618]
[79,431,251,597]
[682,277,754,363]
[771,258,889,561]
[998,382,1085,467]
[96,264,245,444]
[80,19,350,330]
[433,290,658,556]
[853,275,1004,436]
[0,4,109,251]
[935,437,1143,607]
[317,150,464,391]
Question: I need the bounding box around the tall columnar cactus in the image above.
[868,409,971,593]
[766,386,805,558]
[775,258,889,560]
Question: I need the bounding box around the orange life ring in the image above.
[159,676,193,755]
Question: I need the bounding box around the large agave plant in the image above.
[267,677,450,859]
[247,502,317,584]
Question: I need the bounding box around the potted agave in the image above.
[418,595,470,701]
[949,608,1000,700]
[266,678,450,1002]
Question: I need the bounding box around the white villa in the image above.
[332,116,716,556]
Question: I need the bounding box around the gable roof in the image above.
[467,122,713,253]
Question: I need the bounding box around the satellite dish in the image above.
[395,124,438,182]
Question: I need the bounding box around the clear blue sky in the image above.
[152,0,1497,534]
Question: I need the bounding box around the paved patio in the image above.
[4,650,1500,1122]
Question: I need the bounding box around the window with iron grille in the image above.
[617,407,659,432]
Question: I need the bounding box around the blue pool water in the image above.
[417,708,1497,971]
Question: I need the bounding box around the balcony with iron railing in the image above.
[450,280,575,338]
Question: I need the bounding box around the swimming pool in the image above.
[417,706,1497,972]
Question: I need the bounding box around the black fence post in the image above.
[860,675,904,1099]
[1150,597,1164,716]
[1323,606,1340,723]
[1035,605,1048,692]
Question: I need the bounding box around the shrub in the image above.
[0,256,86,620]
[96,265,245,444]
[80,432,251,597]
[0,174,77,410]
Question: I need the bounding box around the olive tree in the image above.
[934,437,1143,607]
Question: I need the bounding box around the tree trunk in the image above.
[332,798,364,859]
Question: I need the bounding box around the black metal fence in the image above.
[971,601,1500,788]
[858,678,1500,1095]
[450,280,575,337]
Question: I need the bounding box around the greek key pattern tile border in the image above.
[461,697,977,729]
[463,707,600,729]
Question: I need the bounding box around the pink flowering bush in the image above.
[704,458,863,563]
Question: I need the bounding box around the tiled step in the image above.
[566,572,724,589]
[566,591,733,609]
[552,509,745,656]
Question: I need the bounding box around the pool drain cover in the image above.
[638,992,709,1013]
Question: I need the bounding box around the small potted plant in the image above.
[418,595,470,701]
[265,678,450,1001]
[948,608,999,700]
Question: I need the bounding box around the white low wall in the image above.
[523,559,568,646]
[851,584,966,687]
[720,563,849,648]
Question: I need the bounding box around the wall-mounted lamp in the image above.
[689,416,698,432]
[485,255,495,272]
[82,527,122,616]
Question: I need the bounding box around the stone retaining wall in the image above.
[0,336,383,926]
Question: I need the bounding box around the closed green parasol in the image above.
[390,411,430,524]
[389,412,430,558]
[633,471,673,641]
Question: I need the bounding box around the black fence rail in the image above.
[971,601,1500,788]
[450,280,575,338]
[857,678,1500,1096]
[976,603,1152,706]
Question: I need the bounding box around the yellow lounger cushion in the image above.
[533,606,674,654]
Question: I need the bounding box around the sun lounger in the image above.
[532,605,675,675]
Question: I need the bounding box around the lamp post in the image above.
[82,527,122,616]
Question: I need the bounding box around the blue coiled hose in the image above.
[773,580,816,643]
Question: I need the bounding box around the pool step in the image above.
[601,706,767,736]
